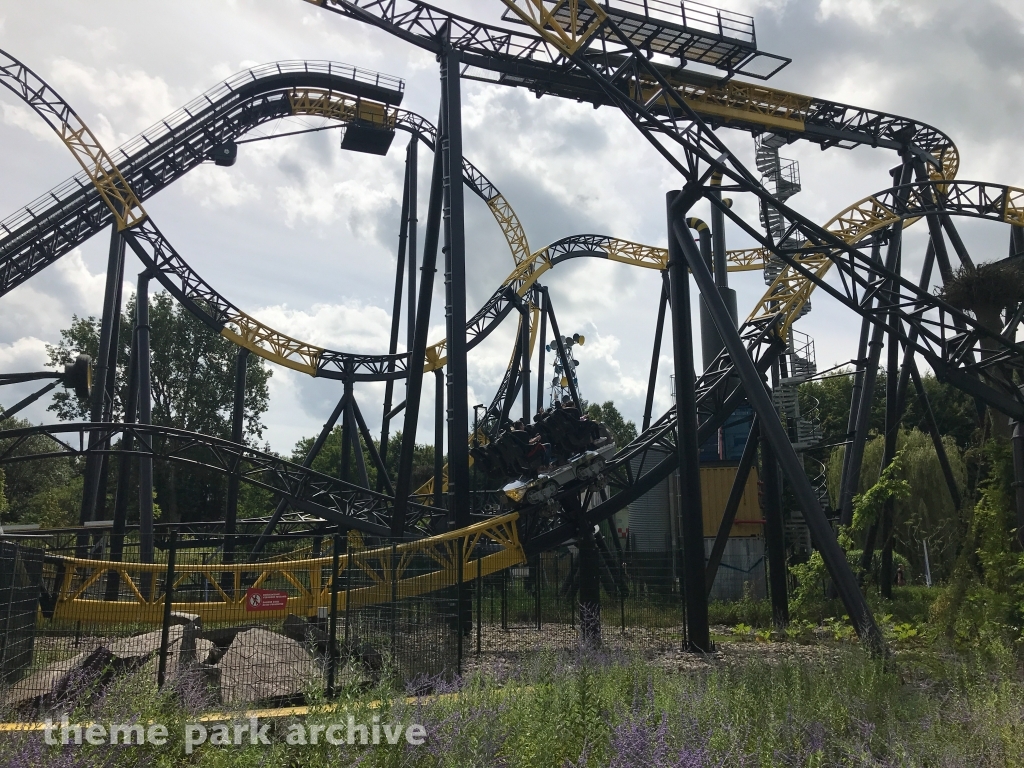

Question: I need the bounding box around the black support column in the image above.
[760,421,789,626]
[519,306,531,422]
[391,109,445,538]
[666,191,711,653]
[672,205,885,654]
[535,289,547,412]
[80,224,126,533]
[440,42,470,532]
[434,367,445,510]
[136,270,155,570]
[224,347,250,569]
[643,274,670,432]
[379,138,416,483]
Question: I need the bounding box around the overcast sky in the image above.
[1,0,1023,456]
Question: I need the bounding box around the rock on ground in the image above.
[216,628,318,706]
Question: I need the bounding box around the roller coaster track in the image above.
[0,57,537,381]
[4,5,1023,559]
[0,422,445,537]
[0,50,764,511]
[0,61,760,381]
[300,1,1022,517]
[41,508,524,624]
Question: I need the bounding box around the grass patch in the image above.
[2,639,1021,767]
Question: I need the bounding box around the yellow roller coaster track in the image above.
[501,0,960,340]
[46,513,524,624]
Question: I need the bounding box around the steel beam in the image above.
[379,138,414,486]
[352,396,394,497]
[705,416,759,595]
[672,211,886,654]
[666,191,711,653]
[907,360,961,511]
[837,240,882,527]
[407,137,419,354]
[136,271,155,569]
[543,287,581,408]
[536,287,547,412]
[224,347,249,567]
[80,223,126,532]
[838,163,913,526]
[642,274,670,432]
[440,43,471,531]
[434,367,444,510]
[519,304,531,422]
[391,105,445,538]
[760,415,789,626]
[251,392,347,556]
[108,322,141,580]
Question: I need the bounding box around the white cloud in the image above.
[255,301,393,354]
[181,165,261,209]
[1,102,61,144]
[816,0,938,28]
[48,57,179,139]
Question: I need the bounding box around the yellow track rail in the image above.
[47,513,524,624]
[501,0,961,339]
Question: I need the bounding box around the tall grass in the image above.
[2,642,1021,767]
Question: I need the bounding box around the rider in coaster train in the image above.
[470,395,617,508]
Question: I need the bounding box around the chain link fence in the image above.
[0,528,762,721]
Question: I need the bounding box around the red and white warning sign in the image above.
[245,588,289,612]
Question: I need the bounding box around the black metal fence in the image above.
[0,529,709,721]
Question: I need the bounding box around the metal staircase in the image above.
[771,329,826,554]
[755,134,810,316]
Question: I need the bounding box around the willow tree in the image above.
[828,428,967,580]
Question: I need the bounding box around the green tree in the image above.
[827,428,967,581]
[290,429,437,496]
[44,292,273,524]
[800,368,979,451]
[46,292,271,440]
[0,415,81,527]
[585,401,637,447]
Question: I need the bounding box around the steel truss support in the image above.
[877,239,905,599]
[440,42,471,532]
[667,191,710,653]
[705,416,759,595]
[352,396,393,497]
[80,223,126,536]
[252,392,348,556]
[106,313,142,599]
[535,287,547,412]
[343,376,370,490]
[380,137,417,487]
[543,286,581,408]
[519,303,531,423]
[391,106,445,538]
[672,205,885,654]
[837,239,883,527]
[434,368,444,510]
[760,412,789,626]
[642,273,670,432]
[864,218,944,588]
[838,162,914,527]
[223,347,250,569]
[136,271,155,569]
